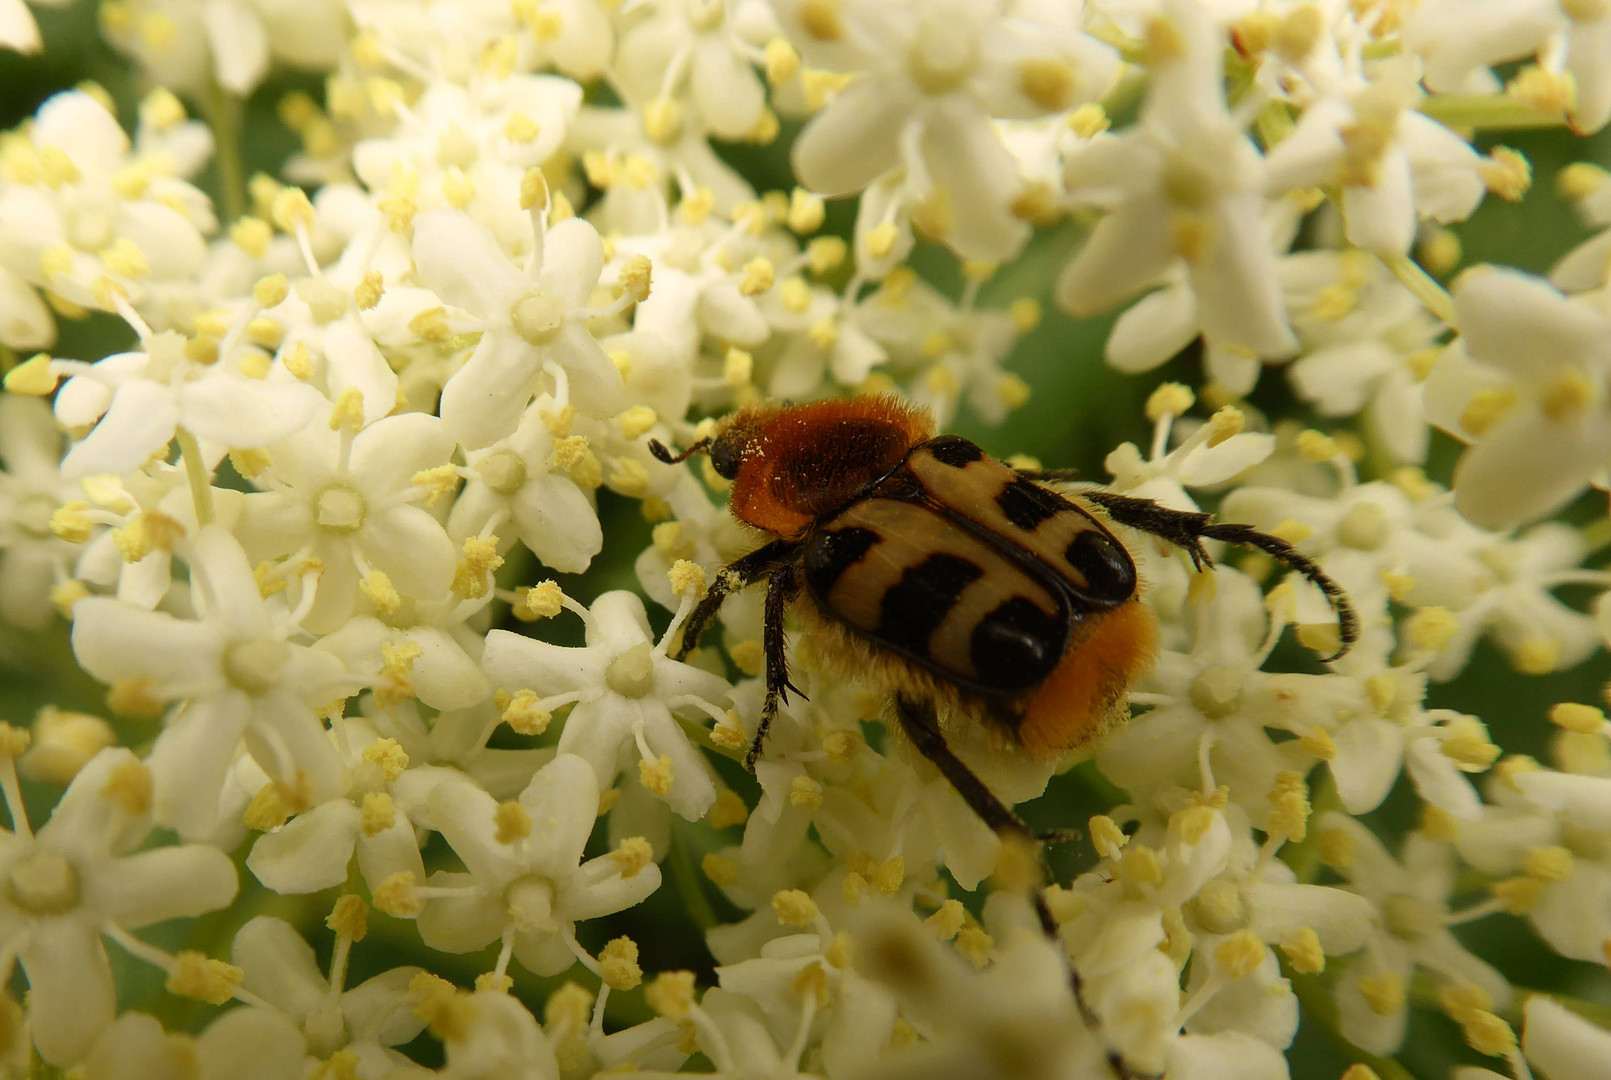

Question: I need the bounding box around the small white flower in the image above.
[71,526,353,838]
[482,588,732,820]
[415,208,627,447]
[0,747,238,1064]
[82,1008,308,1080]
[417,754,662,975]
[1425,265,1611,529]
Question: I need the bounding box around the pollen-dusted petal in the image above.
[537,217,607,310]
[1188,195,1298,357]
[233,915,328,1018]
[1244,881,1376,955]
[193,1005,309,1078]
[1341,148,1416,257]
[1057,199,1177,319]
[246,800,361,894]
[918,98,1030,262]
[60,378,179,479]
[791,78,907,196]
[199,0,270,95]
[71,597,226,700]
[321,319,399,429]
[693,37,766,142]
[93,842,238,928]
[428,776,523,888]
[147,691,253,840]
[517,753,600,876]
[483,629,607,700]
[415,870,507,953]
[440,331,546,451]
[20,917,115,1065]
[1452,406,1611,530]
[1453,267,1608,383]
[1106,283,1198,374]
[511,475,602,575]
[411,210,525,316]
[176,372,324,451]
[1524,994,1611,1080]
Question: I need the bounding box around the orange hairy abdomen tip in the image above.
[1016,600,1158,760]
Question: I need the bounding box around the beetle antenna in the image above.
[648,438,709,465]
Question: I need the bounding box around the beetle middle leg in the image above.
[746,566,804,770]
[1074,489,1359,661]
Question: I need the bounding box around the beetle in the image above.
[649,394,1356,837]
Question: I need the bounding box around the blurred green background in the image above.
[4,5,1611,1078]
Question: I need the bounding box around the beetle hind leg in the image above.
[892,694,1159,1080]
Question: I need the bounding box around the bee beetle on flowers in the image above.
[650,395,1358,842]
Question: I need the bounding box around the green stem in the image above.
[176,428,216,528]
[1289,967,1420,1080]
[1383,255,1457,327]
[1417,95,1567,132]
[204,83,248,223]
[669,823,718,931]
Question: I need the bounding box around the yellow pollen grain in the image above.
[646,971,696,1018]
[1357,971,1404,1016]
[787,187,825,233]
[1542,367,1599,421]
[710,713,748,751]
[501,689,551,736]
[702,852,738,886]
[925,898,966,940]
[99,759,152,815]
[3,353,58,397]
[1492,875,1543,914]
[1405,606,1459,651]
[1508,65,1576,116]
[360,791,396,836]
[1090,814,1128,859]
[1280,926,1325,974]
[1145,381,1194,422]
[1205,405,1245,447]
[242,784,289,831]
[1463,1010,1518,1058]
[1552,702,1607,734]
[167,952,244,1005]
[790,774,824,810]
[359,571,401,615]
[956,926,994,968]
[668,559,706,600]
[599,937,642,990]
[1459,388,1518,437]
[1316,826,1356,869]
[1120,844,1162,886]
[1295,428,1340,462]
[708,788,749,829]
[492,800,531,845]
[1419,804,1459,843]
[372,871,420,918]
[1515,637,1561,674]
[325,894,369,943]
[521,580,565,620]
[1298,727,1337,761]
[765,37,801,84]
[639,754,674,796]
[727,640,765,677]
[607,458,650,497]
[864,221,899,260]
[738,256,775,297]
[772,889,819,927]
[1525,845,1574,882]
[1215,930,1265,978]
[612,836,654,879]
[1017,58,1077,111]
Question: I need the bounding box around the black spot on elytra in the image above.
[1065,530,1135,601]
[926,435,985,468]
[996,477,1061,531]
[970,596,1066,692]
[876,553,983,655]
[802,527,881,598]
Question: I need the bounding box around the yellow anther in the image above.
[1525,845,1575,883]
[1405,606,1460,651]
[772,888,820,927]
[925,898,966,940]
[1280,926,1324,974]
[372,871,420,918]
[1145,382,1195,422]
[1356,971,1404,1016]
[360,791,397,836]
[739,256,775,296]
[1459,388,1518,438]
[639,753,673,796]
[361,736,409,782]
[646,970,696,1018]
[702,852,739,886]
[166,952,244,1005]
[956,926,994,968]
[1090,814,1129,859]
[612,836,654,879]
[326,894,369,942]
[764,37,800,83]
[600,937,643,990]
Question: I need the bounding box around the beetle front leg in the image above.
[671,538,796,662]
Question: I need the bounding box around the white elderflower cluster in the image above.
[2,1,1611,1079]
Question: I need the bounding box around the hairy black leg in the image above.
[1077,489,1359,661]
[672,539,797,662]
[893,694,1152,1080]
[745,567,803,770]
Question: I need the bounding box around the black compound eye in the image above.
[708,440,740,480]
